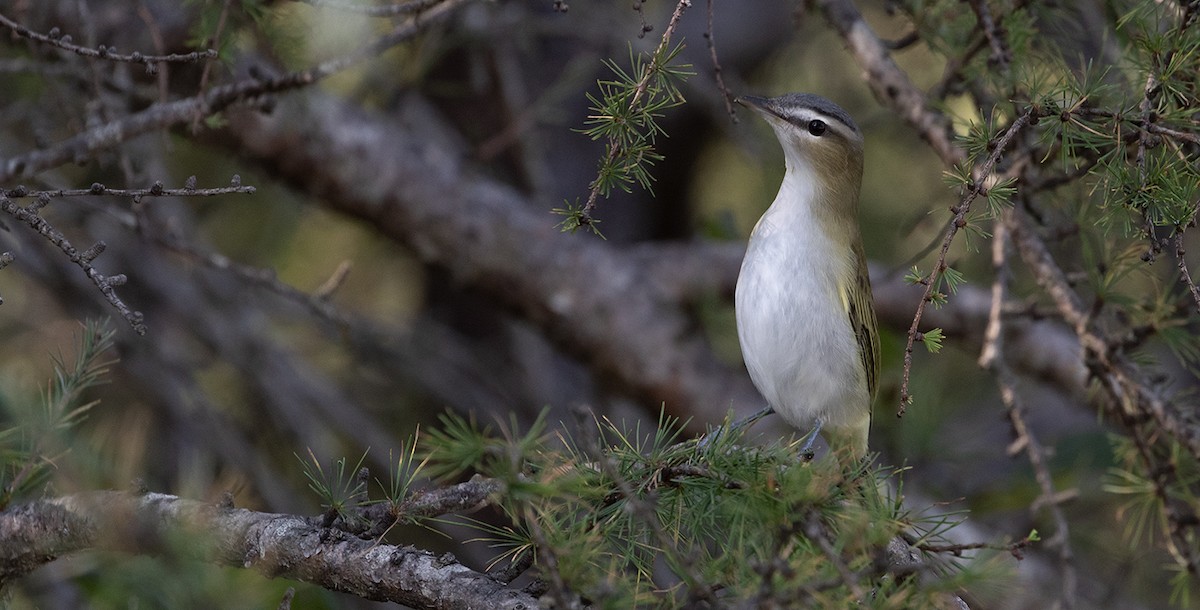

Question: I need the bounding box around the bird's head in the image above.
[737,93,864,199]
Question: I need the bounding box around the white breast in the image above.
[734,174,867,432]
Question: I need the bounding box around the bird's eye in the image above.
[807,120,827,136]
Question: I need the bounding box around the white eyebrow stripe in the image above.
[780,108,858,139]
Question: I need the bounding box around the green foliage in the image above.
[580,43,692,195]
[298,448,369,519]
[916,0,1200,244]
[551,199,604,239]
[936,266,965,302]
[983,177,1017,218]
[940,163,972,192]
[902,263,962,311]
[292,433,435,547]
[903,265,926,286]
[920,328,945,354]
[422,410,552,485]
[1101,145,1200,233]
[377,429,429,508]
[868,3,1200,596]
[0,319,116,509]
[1102,463,1158,547]
[899,0,977,58]
[555,42,693,233]
[422,409,1004,606]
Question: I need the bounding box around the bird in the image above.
[733,92,880,460]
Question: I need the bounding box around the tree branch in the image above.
[0,487,534,609]
[814,0,964,167]
[981,211,1077,609]
[0,194,144,333]
[0,11,216,68]
[0,0,472,183]
[215,91,760,432]
[896,109,1036,413]
[1008,210,1199,451]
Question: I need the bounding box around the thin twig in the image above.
[0,252,11,305]
[884,30,921,50]
[815,0,964,167]
[573,406,718,604]
[0,0,472,182]
[144,226,353,329]
[0,178,361,335]
[1175,231,1200,315]
[977,211,1009,371]
[704,0,736,122]
[0,12,216,67]
[801,509,866,600]
[632,0,654,37]
[121,185,355,329]
[135,0,172,103]
[298,0,445,16]
[1009,204,1200,570]
[5,181,255,199]
[914,534,1035,558]
[578,0,692,226]
[929,36,988,101]
[521,504,577,609]
[751,524,798,603]
[0,194,145,333]
[1135,74,1162,255]
[1120,398,1200,576]
[996,365,1078,607]
[195,0,235,108]
[981,210,1077,609]
[1146,121,1200,145]
[1185,0,1200,29]
[898,108,1037,414]
[965,0,1011,69]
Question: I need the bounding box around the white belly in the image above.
[734,210,867,432]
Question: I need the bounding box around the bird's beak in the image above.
[735,95,775,119]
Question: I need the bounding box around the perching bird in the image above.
[734,93,880,459]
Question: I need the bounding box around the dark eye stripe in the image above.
[783,110,857,138]
[779,110,855,141]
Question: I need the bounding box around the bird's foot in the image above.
[796,421,824,461]
[697,406,775,451]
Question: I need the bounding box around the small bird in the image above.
[734,93,880,459]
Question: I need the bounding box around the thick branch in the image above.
[1008,209,1200,462]
[216,93,760,431]
[815,0,964,167]
[0,488,535,609]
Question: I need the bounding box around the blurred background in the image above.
[0,0,1186,607]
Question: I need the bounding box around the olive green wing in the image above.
[845,241,880,403]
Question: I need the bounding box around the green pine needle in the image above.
[1,319,116,509]
[921,328,946,353]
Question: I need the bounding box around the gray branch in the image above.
[216,92,762,431]
[0,487,536,609]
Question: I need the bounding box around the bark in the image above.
[1,485,538,610]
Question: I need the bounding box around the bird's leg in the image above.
[698,406,774,450]
[797,421,824,460]
[731,406,775,433]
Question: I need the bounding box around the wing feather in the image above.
[845,241,880,403]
